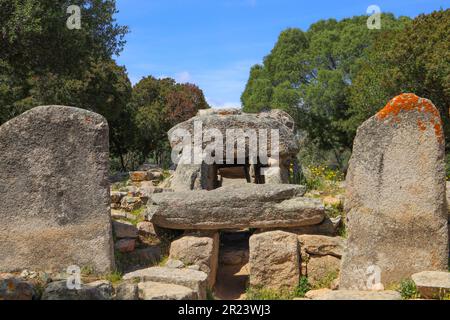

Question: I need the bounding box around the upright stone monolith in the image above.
[340,94,449,289]
[0,106,114,273]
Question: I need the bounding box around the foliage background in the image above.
[242,10,449,172]
[1,2,448,174]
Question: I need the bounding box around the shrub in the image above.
[397,279,420,300]
[312,271,339,290]
[104,271,123,284]
[294,276,311,298]
[305,165,344,193]
[325,202,344,219]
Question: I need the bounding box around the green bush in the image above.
[104,271,123,284]
[397,279,420,300]
[304,165,345,193]
[294,276,311,298]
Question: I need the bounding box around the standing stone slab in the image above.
[340,94,449,290]
[0,106,114,273]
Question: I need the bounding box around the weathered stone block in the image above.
[298,235,345,258]
[340,94,449,289]
[169,232,219,288]
[249,231,299,291]
[113,220,138,239]
[138,281,197,300]
[123,267,208,300]
[412,271,450,299]
[42,280,113,300]
[0,106,114,273]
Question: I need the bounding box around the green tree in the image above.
[240,65,273,113]
[241,14,410,169]
[0,0,127,79]
[132,76,209,165]
[0,0,128,120]
[348,9,450,147]
[0,0,134,168]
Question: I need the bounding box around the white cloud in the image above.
[174,71,192,83]
[206,98,242,109]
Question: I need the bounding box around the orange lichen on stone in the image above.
[417,119,427,131]
[376,93,444,143]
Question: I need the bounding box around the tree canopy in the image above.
[131,76,209,165]
[0,0,210,171]
[348,9,450,143]
[0,0,131,157]
[241,14,421,168]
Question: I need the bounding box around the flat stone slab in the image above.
[412,271,450,299]
[312,290,402,300]
[138,281,197,300]
[123,267,208,300]
[147,184,324,230]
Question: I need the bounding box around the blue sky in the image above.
[115,0,449,108]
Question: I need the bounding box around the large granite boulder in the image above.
[340,94,449,290]
[249,231,300,291]
[114,282,139,300]
[169,109,299,191]
[0,106,114,273]
[0,273,37,300]
[42,280,113,300]
[147,184,325,230]
[169,108,299,163]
